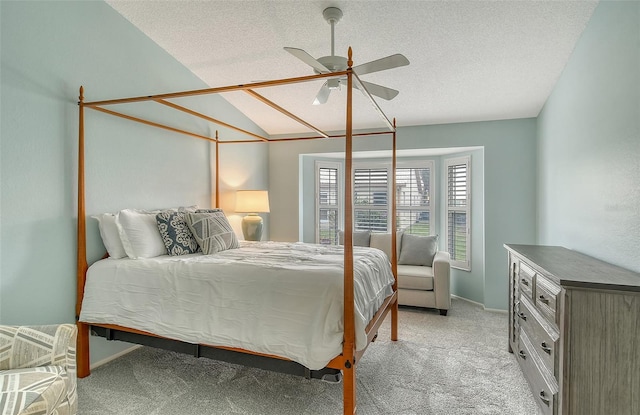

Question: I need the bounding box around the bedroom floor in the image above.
[77,298,542,414]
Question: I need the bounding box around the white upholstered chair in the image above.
[342,231,452,315]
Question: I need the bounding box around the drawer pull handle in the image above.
[538,294,549,304]
[517,312,527,321]
[541,342,552,354]
[518,350,526,359]
[521,278,529,286]
[539,391,550,406]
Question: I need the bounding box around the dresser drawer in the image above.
[535,274,561,325]
[518,296,559,376]
[518,262,535,301]
[516,331,558,415]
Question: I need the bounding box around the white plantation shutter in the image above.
[396,165,432,235]
[354,167,389,232]
[316,162,340,244]
[446,156,471,270]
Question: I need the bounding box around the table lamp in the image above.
[235,190,270,241]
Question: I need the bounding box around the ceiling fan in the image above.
[284,7,410,105]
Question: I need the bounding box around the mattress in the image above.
[79,241,395,370]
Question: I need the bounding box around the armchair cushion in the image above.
[397,265,434,290]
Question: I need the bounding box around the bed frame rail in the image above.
[91,325,342,382]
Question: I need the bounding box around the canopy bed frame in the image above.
[76,48,399,415]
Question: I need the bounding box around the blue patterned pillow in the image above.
[156,210,200,256]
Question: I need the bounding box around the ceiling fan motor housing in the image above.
[315,55,348,73]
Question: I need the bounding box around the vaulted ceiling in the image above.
[106,0,598,136]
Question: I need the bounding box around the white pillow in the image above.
[92,213,128,259]
[116,209,167,259]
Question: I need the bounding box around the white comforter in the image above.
[79,241,395,369]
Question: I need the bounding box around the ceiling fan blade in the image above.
[357,80,399,101]
[313,82,331,105]
[284,47,331,74]
[353,54,410,76]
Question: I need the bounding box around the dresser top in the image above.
[504,244,640,292]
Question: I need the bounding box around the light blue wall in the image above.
[0,1,267,363]
[399,121,537,310]
[270,119,537,310]
[537,1,640,273]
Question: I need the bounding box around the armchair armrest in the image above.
[433,251,451,311]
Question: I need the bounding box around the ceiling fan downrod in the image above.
[323,7,343,57]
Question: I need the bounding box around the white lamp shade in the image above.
[236,190,270,213]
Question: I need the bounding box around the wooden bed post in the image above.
[215,131,220,209]
[391,119,399,341]
[76,86,91,378]
[342,47,357,415]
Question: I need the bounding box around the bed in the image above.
[80,241,394,370]
[76,48,400,414]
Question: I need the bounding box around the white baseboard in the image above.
[483,306,508,314]
[90,345,143,370]
[451,295,508,314]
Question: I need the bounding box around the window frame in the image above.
[445,155,471,271]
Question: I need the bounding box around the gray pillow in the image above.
[338,230,371,247]
[156,210,201,256]
[185,211,239,254]
[399,234,439,266]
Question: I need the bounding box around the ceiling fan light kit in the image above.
[284,7,409,105]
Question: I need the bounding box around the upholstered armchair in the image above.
[0,324,77,415]
[369,232,451,315]
[340,230,452,315]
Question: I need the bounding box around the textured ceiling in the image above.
[106,0,598,136]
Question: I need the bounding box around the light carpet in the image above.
[77,298,542,414]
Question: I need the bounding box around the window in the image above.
[396,166,433,236]
[315,160,436,244]
[313,155,471,267]
[315,162,340,244]
[354,167,389,232]
[445,156,471,270]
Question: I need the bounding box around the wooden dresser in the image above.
[505,244,640,415]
